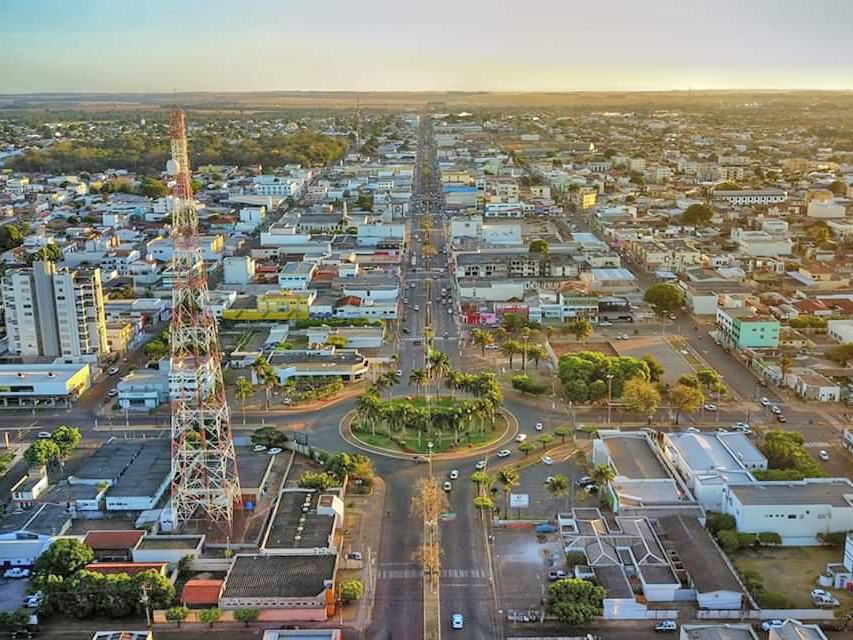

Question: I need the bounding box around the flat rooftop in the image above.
[137,535,203,550]
[659,515,742,594]
[222,554,335,599]
[667,432,765,472]
[235,447,273,490]
[108,441,171,497]
[73,440,147,482]
[604,435,670,479]
[264,490,334,550]
[683,626,756,640]
[0,362,88,387]
[730,479,853,507]
[593,564,633,598]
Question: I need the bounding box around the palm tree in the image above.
[355,392,382,437]
[472,329,494,356]
[554,426,571,444]
[444,370,463,400]
[234,376,254,426]
[545,474,570,510]
[528,344,548,369]
[381,371,401,400]
[592,463,616,487]
[520,327,532,373]
[252,358,278,410]
[500,340,519,368]
[409,368,428,398]
[497,467,520,517]
[428,351,451,398]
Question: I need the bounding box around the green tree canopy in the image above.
[25,439,61,466]
[33,538,94,578]
[338,579,365,603]
[50,425,81,457]
[643,283,685,316]
[681,203,714,226]
[546,578,606,625]
[529,239,549,254]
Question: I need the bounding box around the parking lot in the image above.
[0,574,32,612]
[494,526,561,616]
[511,457,581,519]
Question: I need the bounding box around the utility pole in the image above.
[606,374,614,424]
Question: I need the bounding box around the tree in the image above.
[622,377,661,423]
[564,319,594,342]
[546,578,606,625]
[806,221,831,243]
[518,442,535,456]
[234,608,259,626]
[27,244,62,265]
[140,177,168,199]
[554,426,571,444]
[409,368,428,398]
[338,579,365,604]
[470,470,490,485]
[717,529,739,555]
[251,426,288,448]
[298,471,337,490]
[545,474,570,507]
[165,606,189,626]
[529,239,549,254]
[527,344,548,368]
[828,343,853,366]
[25,439,61,466]
[681,203,713,227]
[641,354,664,382]
[592,463,616,487]
[497,467,520,515]
[500,340,521,368]
[538,434,554,450]
[472,328,495,356]
[33,538,94,578]
[235,376,254,425]
[50,425,81,458]
[828,180,847,196]
[133,569,176,610]
[473,496,495,511]
[326,452,374,486]
[325,334,348,348]
[253,358,279,410]
[198,608,221,628]
[643,283,685,317]
[670,383,704,424]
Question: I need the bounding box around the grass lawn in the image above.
[0,451,14,475]
[354,414,507,454]
[734,546,853,608]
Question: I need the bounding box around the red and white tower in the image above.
[168,107,240,529]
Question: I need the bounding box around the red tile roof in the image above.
[84,562,167,576]
[181,579,223,605]
[83,530,145,551]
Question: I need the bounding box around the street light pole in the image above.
[427,441,434,478]
[606,374,614,425]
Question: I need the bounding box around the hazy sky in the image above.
[3,0,853,93]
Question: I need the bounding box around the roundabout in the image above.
[340,403,519,461]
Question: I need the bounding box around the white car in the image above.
[576,476,594,487]
[771,405,782,415]
[449,470,459,480]
[267,447,283,455]
[760,397,771,407]
[535,422,544,431]
[760,620,784,632]
[654,620,677,632]
[545,476,555,484]
[599,321,613,327]
[619,334,629,340]
[24,591,43,608]
[4,567,30,578]
[819,450,830,461]
[108,388,119,398]
[253,444,267,452]
[396,369,403,377]
[475,460,487,470]
[37,431,52,439]
[497,449,511,458]
[451,613,464,629]
[703,403,717,412]
[732,422,750,431]
[716,427,728,434]
[108,367,119,375]
[447,308,453,315]
[443,481,452,492]
[515,433,528,443]
[541,456,553,465]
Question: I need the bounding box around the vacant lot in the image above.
[734,546,852,608]
[613,335,694,385]
[549,339,617,360]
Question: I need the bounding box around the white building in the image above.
[731,229,792,257]
[223,256,256,285]
[356,222,405,246]
[714,189,787,206]
[2,261,108,358]
[807,198,846,219]
[0,362,91,407]
[827,319,853,344]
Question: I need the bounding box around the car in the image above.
[443,481,452,492]
[24,591,43,609]
[547,570,568,581]
[414,304,420,311]
[703,403,717,412]
[760,620,784,632]
[108,367,119,375]
[770,405,782,415]
[585,484,599,494]
[37,431,52,439]
[253,444,267,453]
[497,449,511,458]
[447,308,453,314]
[541,456,553,465]
[668,314,677,321]
[108,388,119,397]
[819,450,830,461]
[267,447,283,455]
[396,369,403,377]
[545,476,555,484]
[403,327,411,334]
[449,470,459,480]
[776,414,787,423]
[760,397,771,407]
[619,334,629,340]
[475,460,487,470]
[599,321,613,327]
[535,422,544,431]
[515,433,528,443]
[346,551,363,561]
[687,427,700,433]
[451,613,464,630]
[410,282,416,289]
[4,568,30,579]
[485,344,500,350]
[576,476,594,487]
[443,331,449,338]
[733,422,750,431]
[654,620,678,632]
[716,427,728,434]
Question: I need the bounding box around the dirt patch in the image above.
[549,339,616,359]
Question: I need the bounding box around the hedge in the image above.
[758,531,782,545]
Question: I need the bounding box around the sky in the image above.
[2,0,853,93]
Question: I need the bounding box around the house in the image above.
[714,189,787,206]
[791,370,840,402]
[680,624,757,639]
[580,268,637,293]
[722,478,853,545]
[181,579,224,608]
[131,535,205,564]
[83,530,145,562]
[768,619,828,640]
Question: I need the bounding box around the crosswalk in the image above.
[376,567,488,580]
[803,441,831,449]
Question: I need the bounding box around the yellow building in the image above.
[223,291,313,321]
[105,321,134,354]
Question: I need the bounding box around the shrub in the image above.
[338,579,365,603]
[705,512,736,536]
[737,533,758,549]
[565,551,587,568]
[819,532,848,546]
[198,608,221,627]
[298,471,337,490]
[717,529,739,555]
[756,591,789,609]
[758,532,782,545]
[511,374,547,395]
[165,606,189,626]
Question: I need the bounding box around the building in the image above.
[768,619,828,640]
[713,189,787,206]
[223,291,315,321]
[263,349,369,383]
[722,478,853,545]
[715,308,780,349]
[131,535,205,564]
[2,261,108,358]
[223,256,256,285]
[0,362,91,408]
[83,530,145,562]
[680,624,758,640]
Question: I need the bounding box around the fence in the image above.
[696,609,835,621]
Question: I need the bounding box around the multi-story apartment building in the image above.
[2,261,108,358]
[715,308,780,349]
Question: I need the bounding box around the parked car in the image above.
[515,433,528,443]
[253,444,267,452]
[36,431,52,439]
[770,405,782,415]
[760,620,784,632]
[451,613,464,630]
[475,460,487,470]
[819,450,830,461]
[535,422,544,431]
[776,415,787,423]
[760,397,771,407]
[497,449,511,458]
[654,620,677,632]
[541,456,553,465]
[4,568,30,579]
[396,369,403,377]
[267,447,283,455]
[449,470,459,480]
[811,588,839,607]
[443,481,452,492]
[547,570,568,581]
[108,388,119,398]
[732,422,750,431]
[599,321,613,327]
[24,591,43,608]
[703,403,717,412]
[576,476,594,487]
[585,484,599,494]
[346,552,363,561]
[108,367,119,375]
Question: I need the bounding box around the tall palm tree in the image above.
[444,370,463,400]
[520,327,532,373]
[381,371,401,400]
[472,329,494,356]
[252,359,278,410]
[409,368,428,398]
[355,392,381,436]
[545,474,570,511]
[592,463,616,487]
[234,376,254,426]
[428,350,451,398]
[528,344,548,369]
[500,340,518,368]
[497,467,520,517]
